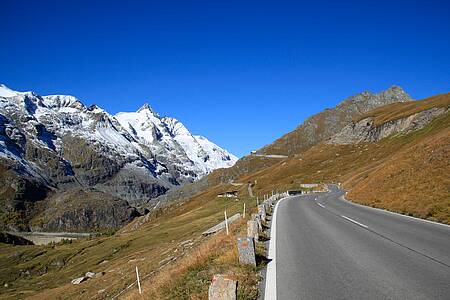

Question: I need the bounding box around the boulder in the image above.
[208,274,237,300]
[71,276,87,285]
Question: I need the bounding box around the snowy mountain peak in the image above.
[117,104,238,176]
[42,95,85,110]
[162,116,191,137]
[0,84,20,97]
[137,102,156,114]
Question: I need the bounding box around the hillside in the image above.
[161,91,449,224]
[155,86,413,205]
[259,85,411,155]
[236,92,450,223]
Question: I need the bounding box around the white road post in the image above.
[243,203,246,219]
[224,211,229,235]
[136,266,142,295]
[256,197,259,206]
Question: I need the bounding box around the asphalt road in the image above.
[271,186,450,300]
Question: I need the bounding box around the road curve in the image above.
[269,186,450,300]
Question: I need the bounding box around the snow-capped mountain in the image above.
[115,104,237,177]
[162,116,237,173]
[0,84,237,231]
[115,105,237,176]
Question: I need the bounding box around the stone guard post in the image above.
[236,237,256,266]
[247,220,259,242]
[258,204,266,222]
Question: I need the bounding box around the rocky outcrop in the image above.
[37,189,140,231]
[328,107,449,145]
[260,86,411,155]
[0,232,34,245]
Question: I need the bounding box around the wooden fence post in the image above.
[224,211,229,235]
[136,266,142,295]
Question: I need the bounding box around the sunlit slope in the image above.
[259,85,411,155]
[158,86,412,204]
[235,92,450,223]
[0,183,256,299]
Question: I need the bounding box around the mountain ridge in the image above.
[0,84,237,231]
[259,85,412,156]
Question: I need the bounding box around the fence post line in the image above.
[136,266,142,295]
[224,211,229,235]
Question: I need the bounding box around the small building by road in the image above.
[217,191,239,198]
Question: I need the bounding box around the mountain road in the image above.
[265,186,450,299]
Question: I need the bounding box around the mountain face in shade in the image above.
[0,84,237,231]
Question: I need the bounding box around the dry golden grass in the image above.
[347,124,450,223]
[354,92,450,125]
[122,218,259,300]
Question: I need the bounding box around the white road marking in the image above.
[317,203,325,208]
[341,215,368,228]
[265,196,291,300]
[338,194,450,229]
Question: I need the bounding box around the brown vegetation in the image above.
[354,92,450,125]
[123,219,260,300]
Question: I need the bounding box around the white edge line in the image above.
[341,215,368,228]
[317,203,325,208]
[265,196,291,300]
[339,194,450,229]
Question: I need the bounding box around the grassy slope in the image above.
[0,183,258,299]
[353,92,449,125]
[347,115,450,222]
[123,219,262,300]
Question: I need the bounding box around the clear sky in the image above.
[1,1,449,157]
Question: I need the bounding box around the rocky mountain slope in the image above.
[329,93,449,144]
[0,84,237,231]
[259,85,411,155]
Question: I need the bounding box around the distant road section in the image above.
[268,186,450,299]
[253,154,288,158]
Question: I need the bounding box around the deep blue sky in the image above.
[1,1,449,157]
